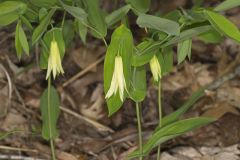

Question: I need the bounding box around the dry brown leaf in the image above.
[57,151,78,160]
[202,102,239,119]
[2,112,27,131]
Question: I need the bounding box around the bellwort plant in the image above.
[1,0,240,159]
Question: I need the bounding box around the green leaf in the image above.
[104,25,133,116]
[60,0,87,22]
[82,0,107,38]
[15,21,23,59]
[197,28,224,44]
[177,39,192,64]
[126,0,151,13]
[24,7,38,22]
[76,19,87,44]
[18,22,29,55]
[0,1,27,26]
[29,0,57,8]
[137,14,180,36]
[128,117,215,158]
[129,66,147,102]
[105,4,131,27]
[163,25,211,47]
[63,20,75,48]
[214,0,240,11]
[20,15,33,30]
[160,88,205,128]
[180,9,206,25]
[32,8,56,45]
[40,86,60,140]
[40,28,65,69]
[158,47,173,75]
[204,10,240,43]
[132,40,159,66]
[164,10,182,22]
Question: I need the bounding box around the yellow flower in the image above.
[150,55,161,82]
[46,40,64,80]
[105,55,126,102]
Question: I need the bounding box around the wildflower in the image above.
[105,55,127,101]
[46,40,64,80]
[150,55,161,82]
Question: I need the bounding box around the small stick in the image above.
[0,145,38,153]
[60,106,114,133]
[62,55,105,88]
[0,63,12,117]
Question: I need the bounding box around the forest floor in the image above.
[0,0,240,160]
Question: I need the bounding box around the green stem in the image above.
[48,77,56,160]
[136,102,143,160]
[50,139,56,160]
[61,11,66,28]
[157,82,162,160]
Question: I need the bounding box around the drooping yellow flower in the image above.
[105,55,126,102]
[150,55,161,82]
[46,40,64,80]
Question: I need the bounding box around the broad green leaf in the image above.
[158,47,173,75]
[40,86,60,140]
[137,14,180,36]
[214,0,240,11]
[105,4,131,27]
[129,66,147,102]
[104,25,133,116]
[24,7,38,22]
[126,0,151,13]
[76,19,87,44]
[163,25,211,47]
[164,10,182,22]
[63,20,75,48]
[82,0,107,38]
[32,8,56,44]
[160,88,205,129]
[204,10,240,43]
[0,1,27,26]
[40,28,65,69]
[15,21,23,59]
[18,22,29,55]
[60,0,87,22]
[128,117,215,158]
[132,40,159,66]
[197,29,224,43]
[29,0,57,8]
[177,39,192,64]
[20,15,33,30]
[180,9,206,25]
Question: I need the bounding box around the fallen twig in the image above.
[60,106,114,133]
[62,55,105,88]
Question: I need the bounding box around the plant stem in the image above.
[48,77,56,160]
[50,139,56,160]
[61,11,66,28]
[157,82,162,160]
[136,102,143,160]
